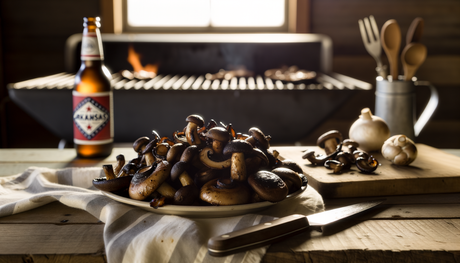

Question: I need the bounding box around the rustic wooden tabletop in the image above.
[0,147,459,262]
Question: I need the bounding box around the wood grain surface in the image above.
[277,144,460,198]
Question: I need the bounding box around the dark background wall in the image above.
[1,0,459,148]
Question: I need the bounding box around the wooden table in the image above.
[1,147,459,262]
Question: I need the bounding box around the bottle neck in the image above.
[81,27,104,61]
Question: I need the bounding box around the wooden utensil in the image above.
[401,42,427,81]
[381,19,402,80]
[406,17,424,45]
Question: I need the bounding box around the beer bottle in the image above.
[73,17,113,158]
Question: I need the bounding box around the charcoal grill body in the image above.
[8,34,371,144]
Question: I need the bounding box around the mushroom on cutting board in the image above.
[317,130,343,155]
[381,134,418,165]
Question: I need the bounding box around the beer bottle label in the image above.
[81,32,103,60]
[73,91,113,145]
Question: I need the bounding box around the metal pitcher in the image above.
[375,77,439,141]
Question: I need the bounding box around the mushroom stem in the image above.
[114,154,125,175]
[199,146,232,169]
[212,140,225,155]
[231,152,247,182]
[102,165,117,180]
[156,182,176,199]
[186,122,201,145]
[324,139,339,155]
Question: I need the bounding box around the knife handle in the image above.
[207,214,310,257]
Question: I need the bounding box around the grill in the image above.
[8,33,371,145]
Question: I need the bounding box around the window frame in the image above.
[100,0,310,34]
[121,0,289,33]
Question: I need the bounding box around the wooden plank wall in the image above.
[0,0,459,148]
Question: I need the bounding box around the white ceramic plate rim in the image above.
[102,177,307,217]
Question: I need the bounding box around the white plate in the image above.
[102,176,307,218]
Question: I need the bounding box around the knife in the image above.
[208,199,385,256]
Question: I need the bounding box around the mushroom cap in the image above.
[342,139,360,148]
[133,136,150,153]
[205,127,231,142]
[248,127,270,149]
[248,170,288,202]
[186,114,205,127]
[200,178,251,206]
[316,130,343,148]
[173,185,200,205]
[180,145,199,163]
[142,139,157,154]
[223,139,254,155]
[271,167,303,193]
[170,161,189,182]
[278,159,304,174]
[129,161,172,200]
[93,175,133,192]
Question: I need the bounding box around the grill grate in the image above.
[11,72,372,91]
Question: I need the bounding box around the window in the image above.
[114,0,291,33]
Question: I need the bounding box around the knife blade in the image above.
[207,199,385,256]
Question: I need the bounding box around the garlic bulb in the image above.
[349,108,390,152]
[381,134,417,165]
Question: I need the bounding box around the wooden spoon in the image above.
[401,42,427,81]
[406,17,424,45]
[381,19,402,80]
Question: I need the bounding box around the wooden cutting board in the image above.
[275,144,460,198]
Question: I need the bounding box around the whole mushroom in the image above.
[223,139,254,182]
[200,178,251,206]
[204,126,231,155]
[317,130,343,155]
[381,134,418,165]
[185,114,205,146]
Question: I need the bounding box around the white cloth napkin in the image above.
[0,166,324,263]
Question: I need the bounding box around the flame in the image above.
[127,45,158,78]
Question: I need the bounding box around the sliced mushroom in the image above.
[317,130,343,155]
[302,144,342,166]
[355,156,379,173]
[324,160,345,174]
